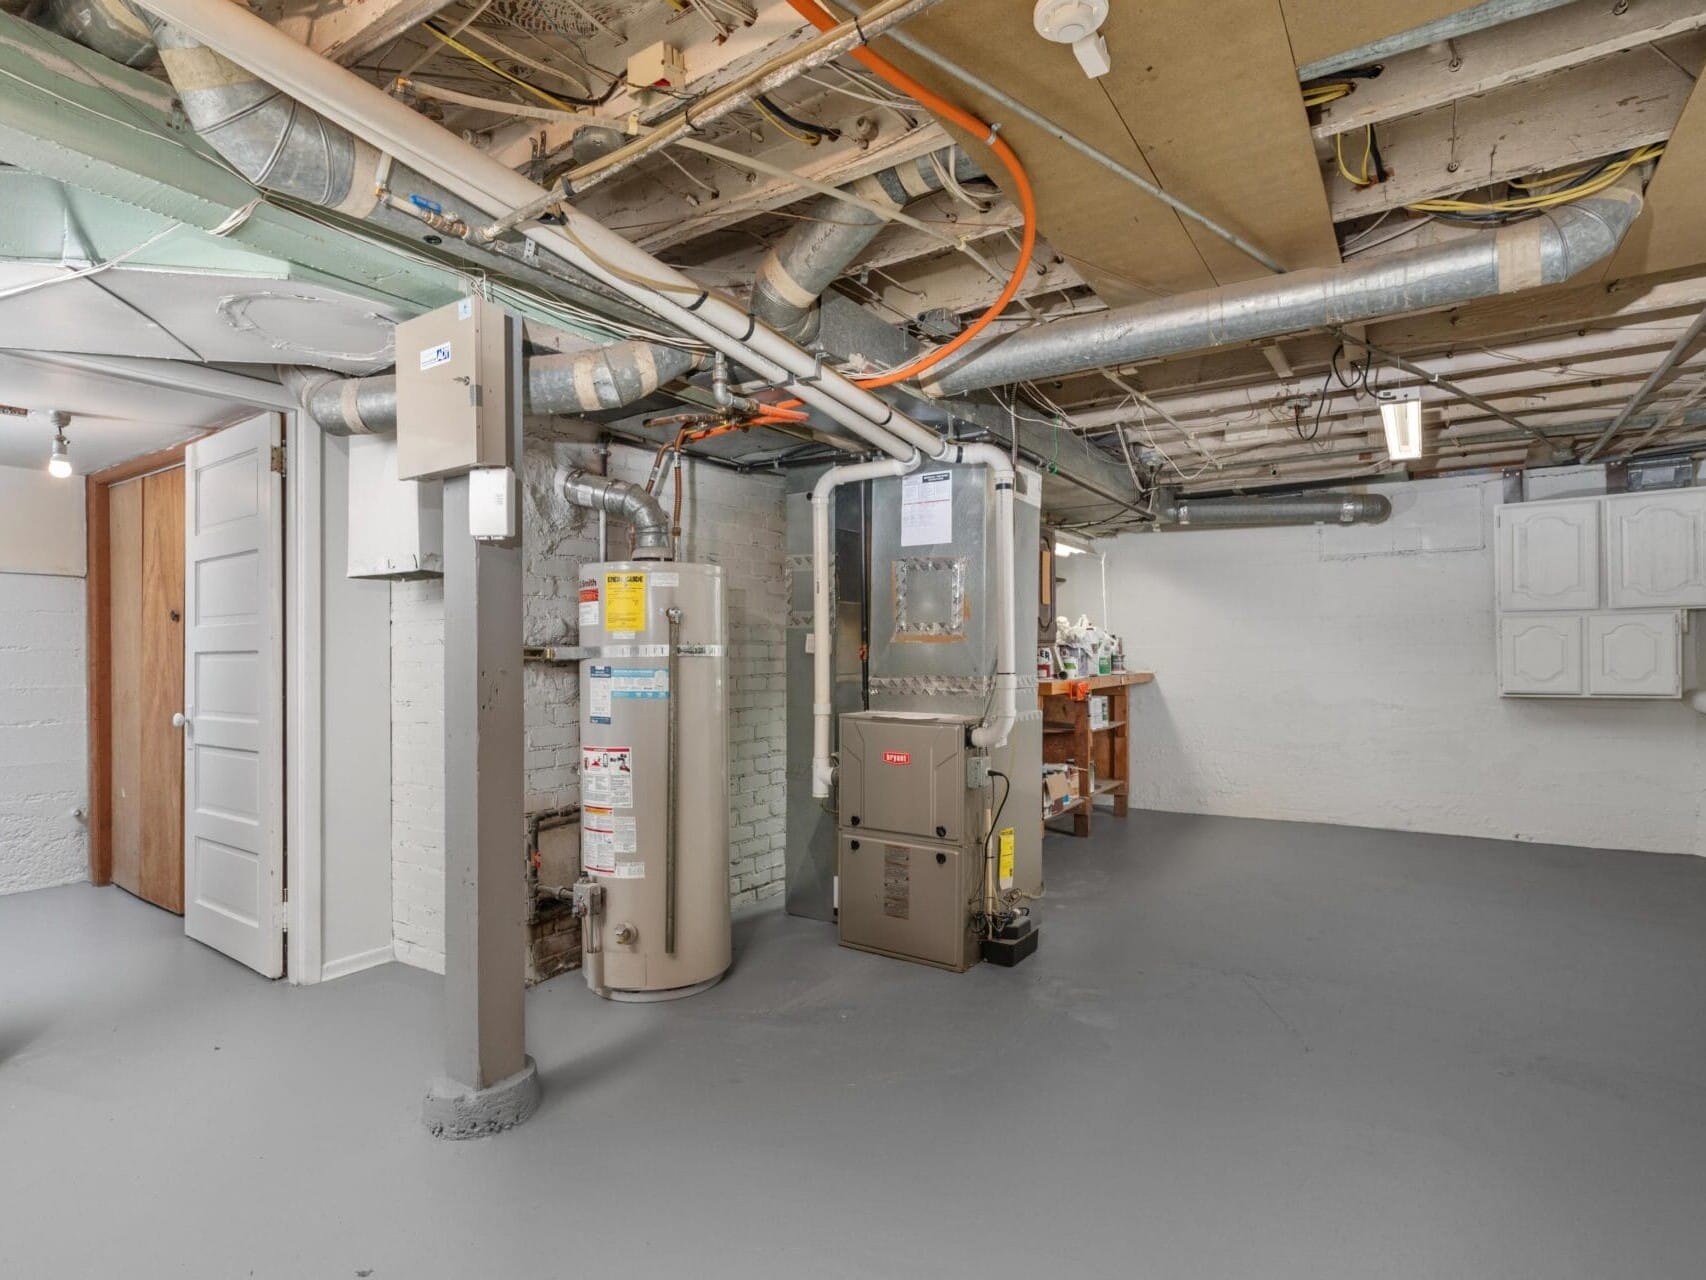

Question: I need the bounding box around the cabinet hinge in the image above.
[270,444,287,476]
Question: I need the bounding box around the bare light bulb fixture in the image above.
[1033,0,1111,78]
[1377,390,1424,462]
[47,412,73,479]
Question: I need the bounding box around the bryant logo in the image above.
[882,751,911,765]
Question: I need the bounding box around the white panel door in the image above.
[1586,611,1682,697]
[1498,615,1584,696]
[1496,499,1601,611]
[182,414,285,976]
[1605,489,1706,608]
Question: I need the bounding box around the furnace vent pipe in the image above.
[556,469,674,561]
[752,148,982,343]
[920,183,1645,398]
[281,342,701,435]
[1164,492,1392,528]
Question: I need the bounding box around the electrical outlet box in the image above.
[395,296,515,480]
[627,40,686,91]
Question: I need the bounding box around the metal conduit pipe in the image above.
[36,0,156,66]
[1164,492,1393,528]
[281,342,702,435]
[920,182,1646,399]
[555,469,674,561]
[752,148,983,343]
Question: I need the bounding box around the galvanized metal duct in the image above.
[1165,492,1392,527]
[36,0,155,66]
[921,183,1646,398]
[556,469,673,560]
[281,341,702,435]
[752,148,982,342]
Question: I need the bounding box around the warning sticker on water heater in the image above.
[578,581,600,629]
[581,745,633,808]
[582,807,616,874]
[588,666,612,724]
[604,572,646,632]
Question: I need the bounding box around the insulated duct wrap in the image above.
[751,149,982,342]
[921,184,1646,397]
[556,469,673,560]
[1165,492,1392,527]
[282,341,701,435]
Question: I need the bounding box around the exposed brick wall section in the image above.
[388,434,788,970]
[0,574,88,895]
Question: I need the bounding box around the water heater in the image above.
[576,560,730,1000]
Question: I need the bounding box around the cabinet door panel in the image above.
[1497,500,1600,611]
[1499,615,1584,696]
[1586,611,1682,697]
[1605,489,1706,608]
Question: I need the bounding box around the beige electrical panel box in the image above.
[395,296,515,480]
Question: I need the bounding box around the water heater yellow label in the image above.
[604,572,646,631]
[998,827,1016,890]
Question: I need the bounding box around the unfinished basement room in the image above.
[5,0,1706,1275]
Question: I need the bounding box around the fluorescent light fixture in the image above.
[1378,390,1424,462]
[1053,530,1095,557]
[47,425,72,479]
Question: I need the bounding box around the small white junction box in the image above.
[468,466,518,541]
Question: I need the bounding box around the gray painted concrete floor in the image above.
[4,811,1706,1279]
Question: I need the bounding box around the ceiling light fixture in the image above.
[47,412,73,479]
[1377,390,1424,462]
[1033,0,1112,78]
[1053,530,1095,557]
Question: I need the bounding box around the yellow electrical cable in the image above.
[1334,126,1374,187]
[1406,144,1664,215]
[1302,81,1354,107]
[421,23,584,113]
[751,96,822,146]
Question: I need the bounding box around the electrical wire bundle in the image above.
[1407,143,1665,223]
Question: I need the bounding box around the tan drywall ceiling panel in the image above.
[861,0,1228,303]
[1280,0,1475,70]
[1603,74,1706,278]
[1096,0,1341,282]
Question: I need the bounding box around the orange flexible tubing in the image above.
[778,0,1037,395]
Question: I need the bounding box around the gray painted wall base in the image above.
[422,1056,542,1140]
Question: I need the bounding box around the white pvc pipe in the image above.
[131,0,925,464]
[810,455,919,798]
[958,443,1018,753]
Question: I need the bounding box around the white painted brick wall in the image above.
[0,574,88,895]
[1061,474,1706,856]
[389,435,788,970]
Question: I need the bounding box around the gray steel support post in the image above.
[422,327,539,1138]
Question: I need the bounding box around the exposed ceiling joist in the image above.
[1323,40,1703,220]
[267,0,461,64]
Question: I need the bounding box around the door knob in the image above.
[171,712,189,729]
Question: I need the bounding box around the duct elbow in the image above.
[556,468,674,561]
[1534,180,1646,283]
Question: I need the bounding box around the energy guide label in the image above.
[580,745,633,808]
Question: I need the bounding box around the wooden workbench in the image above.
[1040,672,1154,838]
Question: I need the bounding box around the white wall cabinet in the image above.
[1586,611,1683,697]
[1604,489,1706,609]
[1499,615,1585,696]
[1496,498,1600,612]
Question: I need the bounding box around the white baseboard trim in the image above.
[319,944,395,982]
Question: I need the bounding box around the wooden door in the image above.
[107,468,186,912]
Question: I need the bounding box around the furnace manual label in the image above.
[581,807,616,874]
[604,571,647,632]
[901,469,953,546]
[578,581,600,628]
[588,666,613,724]
[580,745,634,808]
[612,668,668,699]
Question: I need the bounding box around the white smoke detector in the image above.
[1033,0,1111,78]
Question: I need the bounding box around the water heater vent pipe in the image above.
[557,469,674,561]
